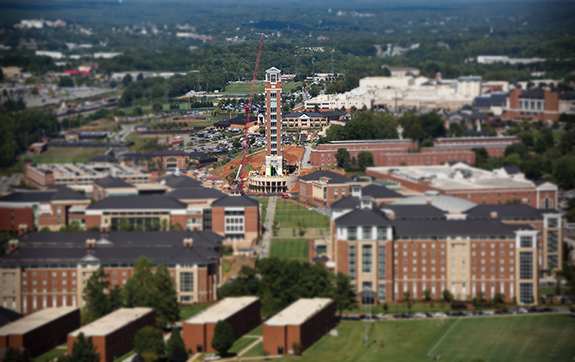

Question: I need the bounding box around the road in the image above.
[302,146,312,168]
[114,124,134,143]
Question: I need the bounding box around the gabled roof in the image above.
[361,184,404,199]
[0,192,55,203]
[151,150,189,156]
[157,175,203,189]
[330,195,360,209]
[0,307,22,327]
[167,188,226,200]
[393,220,515,237]
[391,194,477,212]
[211,195,259,207]
[334,207,392,226]
[87,195,187,210]
[93,176,134,188]
[465,204,546,219]
[299,170,352,184]
[50,188,89,201]
[381,204,445,219]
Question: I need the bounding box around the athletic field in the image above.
[287,314,574,362]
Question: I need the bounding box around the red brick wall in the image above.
[17,309,80,357]
[210,207,225,234]
[0,207,34,232]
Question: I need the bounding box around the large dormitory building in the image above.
[311,184,563,305]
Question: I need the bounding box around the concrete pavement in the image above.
[256,197,276,258]
[302,146,312,168]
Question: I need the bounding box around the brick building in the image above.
[263,298,335,355]
[0,307,80,358]
[151,150,191,169]
[310,139,418,167]
[325,197,562,305]
[298,171,355,207]
[281,111,348,130]
[68,308,155,362]
[92,176,138,201]
[0,231,224,314]
[433,136,519,157]
[0,185,90,232]
[502,88,575,122]
[366,163,557,209]
[183,297,260,353]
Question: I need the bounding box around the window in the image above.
[379,245,386,280]
[547,231,558,253]
[363,227,372,240]
[520,236,532,248]
[519,252,533,280]
[180,272,193,292]
[316,245,327,256]
[349,246,356,280]
[548,218,558,228]
[348,227,357,241]
[547,255,559,269]
[379,284,386,302]
[362,245,373,273]
[520,283,533,304]
[377,227,386,241]
[541,198,553,209]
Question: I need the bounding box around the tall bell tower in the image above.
[264,67,283,176]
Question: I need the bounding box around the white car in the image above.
[483,310,495,315]
[517,308,528,314]
[375,313,388,319]
[414,313,426,318]
[434,312,447,318]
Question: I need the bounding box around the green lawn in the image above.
[113,349,135,362]
[248,325,263,336]
[179,303,213,321]
[34,347,67,362]
[228,337,258,355]
[288,315,575,362]
[270,239,309,259]
[18,147,106,167]
[274,200,330,228]
[220,82,301,95]
[243,341,264,357]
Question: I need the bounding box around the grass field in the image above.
[19,147,106,166]
[248,325,263,336]
[113,349,135,362]
[220,82,302,95]
[228,337,258,355]
[179,303,213,320]
[288,315,575,362]
[243,341,264,357]
[274,200,330,228]
[34,347,67,362]
[270,239,309,259]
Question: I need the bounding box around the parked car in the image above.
[483,310,495,315]
[414,313,426,318]
[375,313,388,320]
[434,312,447,318]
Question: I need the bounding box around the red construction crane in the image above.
[234,38,263,191]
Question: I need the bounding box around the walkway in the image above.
[256,196,276,258]
[302,146,312,168]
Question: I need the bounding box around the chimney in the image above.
[149,168,159,183]
[44,170,55,185]
[183,238,194,248]
[18,224,28,236]
[490,212,498,220]
[388,211,395,220]
[426,198,432,205]
[86,239,96,249]
[8,239,19,253]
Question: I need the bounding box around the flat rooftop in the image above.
[0,307,78,336]
[69,308,153,337]
[185,297,259,324]
[265,298,333,326]
[367,165,537,191]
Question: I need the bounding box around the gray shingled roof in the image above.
[0,192,54,203]
[211,195,259,207]
[465,205,545,219]
[0,231,223,266]
[361,184,404,199]
[299,170,352,184]
[151,150,190,156]
[393,220,515,237]
[380,205,445,219]
[0,307,22,327]
[335,208,392,226]
[157,175,203,189]
[330,195,360,209]
[93,176,134,188]
[167,188,226,200]
[87,195,187,210]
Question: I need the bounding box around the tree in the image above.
[477,291,485,300]
[292,342,303,355]
[334,148,351,168]
[493,293,505,307]
[109,80,118,88]
[135,327,165,362]
[423,289,431,301]
[350,155,357,166]
[450,298,457,310]
[519,132,534,148]
[333,272,358,316]
[166,328,185,358]
[2,347,24,362]
[70,333,100,362]
[553,157,575,190]
[108,285,125,311]
[309,84,320,97]
[124,256,156,308]
[471,147,489,166]
[442,289,452,301]
[122,73,133,87]
[383,302,388,313]
[83,266,111,321]
[261,288,280,316]
[58,76,74,88]
[534,131,555,154]
[357,151,374,168]
[420,139,434,148]
[555,279,561,296]
[153,264,180,327]
[169,345,188,362]
[211,321,234,356]
[137,73,144,81]
[403,291,411,301]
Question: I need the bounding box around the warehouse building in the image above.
[68,308,155,362]
[183,297,260,353]
[0,307,80,358]
[263,298,335,355]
